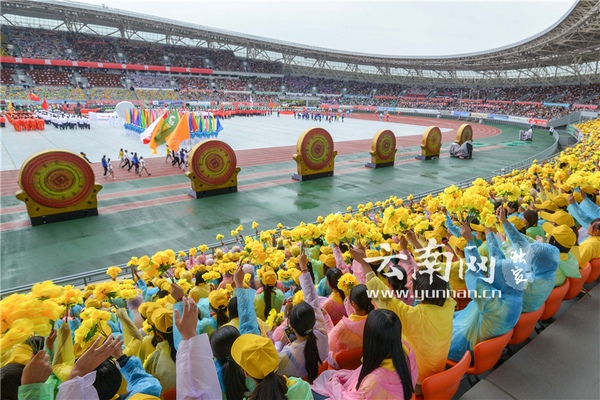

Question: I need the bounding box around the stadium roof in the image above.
[2,0,600,85]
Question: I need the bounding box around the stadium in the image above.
[0,0,599,399]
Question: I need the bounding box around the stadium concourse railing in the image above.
[0,131,563,298]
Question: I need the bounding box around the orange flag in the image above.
[41,99,49,111]
[165,112,190,152]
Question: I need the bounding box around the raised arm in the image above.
[175,297,221,400]
[233,264,260,335]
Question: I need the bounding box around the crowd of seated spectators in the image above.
[178,77,211,91]
[284,76,313,93]
[80,71,124,87]
[246,59,281,74]
[119,40,165,65]
[65,32,119,63]
[1,68,15,85]
[207,49,242,71]
[135,88,180,101]
[216,79,248,91]
[127,73,173,89]
[251,78,282,92]
[164,45,215,68]
[4,26,65,59]
[87,87,136,101]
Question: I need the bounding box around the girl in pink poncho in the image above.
[327,284,375,368]
[313,309,417,400]
[321,268,348,325]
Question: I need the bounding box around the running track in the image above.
[0,116,500,231]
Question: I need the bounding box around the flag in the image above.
[7,102,14,113]
[149,111,180,154]
[215,117,224,136]
[29,93,40,101]
[165,112,191,152]
[269,99,273,109]
[140,112,166,144]
[41,99,49,111]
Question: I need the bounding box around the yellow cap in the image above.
[542,223,576,248]
[231,334,279,379]
[149,307,173,333]
[320,254,336,268]
[139,302,161,320]
[448,236,467,251]
[469,223,485,233]
[535,200,558,212]
[424,230,442,244]
[540,210,575,227]
[508,216,525,231]
[128,394,161,400]
[261,269,278,286]
[320,246,332,255]
[581,185,595,195]
[552,195,568,208]
[208,288,230,310]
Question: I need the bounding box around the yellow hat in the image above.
[149,307,173,333]
[559,184,573,192]
[320,254,336,268]
[139,302,161,320]
[159,281,172,292]
[508,216,525,231]
[208,288,230,309]
[542,223,576,248]
[320,246,332,255]
[231,334,279,379]
[181,270,193,282]
[424,230,442,244]
[552,195,568,209]
[448,236,467,251]
[535,200,558,212]
[469,223,485,233]
[581,185,595,195]
[128,394,161,400]
[540,210,575,228]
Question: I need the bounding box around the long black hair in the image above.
[210,326,247,400]
[212,304,229,327]
[228,296,239,320]
[523,210,539,229]
[263,284,276,320]
[152,327,177,363]
[387,261,408,292]
[93,359,122,400]
[289,301,321,383]
[357,309,414,399]
[326,267,345,301]
[350,284,375,314]
[249,372,287,400]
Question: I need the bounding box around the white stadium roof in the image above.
[2,0,599,85]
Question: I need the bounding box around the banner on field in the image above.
[471,112,488,118]
[489,114,510,120]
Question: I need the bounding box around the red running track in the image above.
[0,116,499,197]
